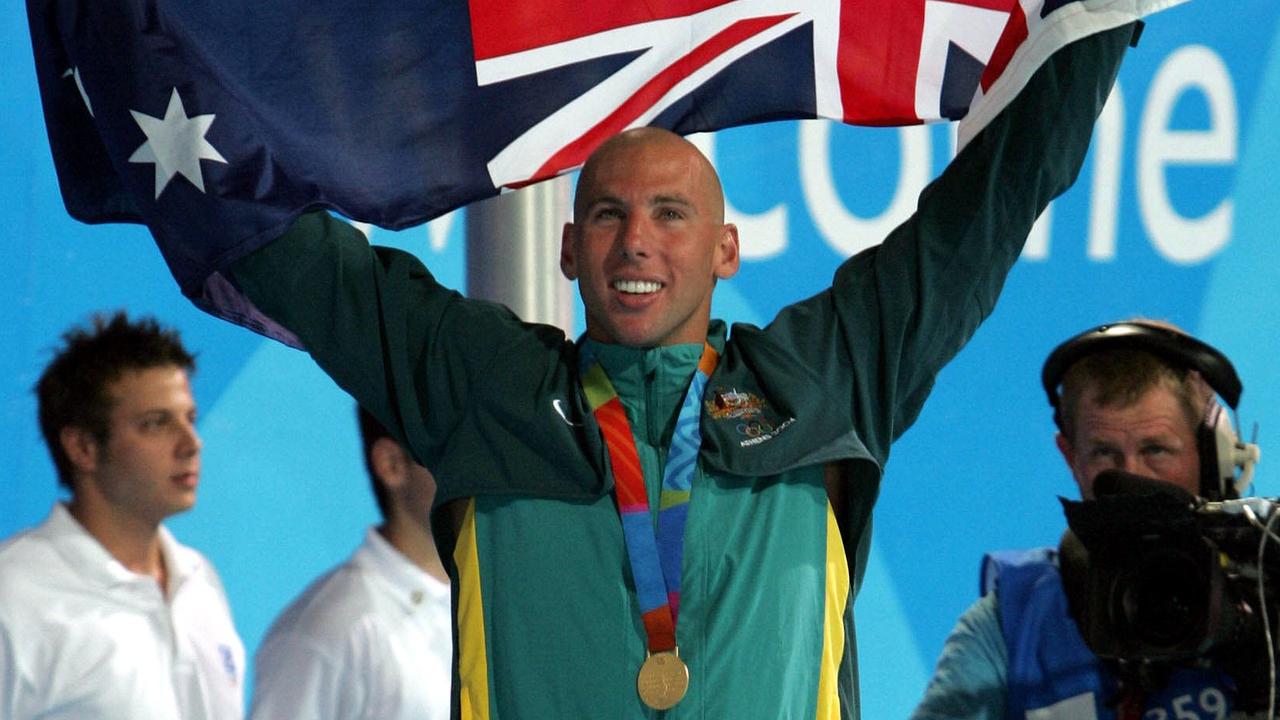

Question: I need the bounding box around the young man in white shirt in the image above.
[250,405,451,720]
[0,311,245,720]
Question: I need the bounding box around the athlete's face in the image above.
[561,128,739,348]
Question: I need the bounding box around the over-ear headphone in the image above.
[1041,321,1260,499]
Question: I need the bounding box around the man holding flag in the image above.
[215,28,1137,718]
[26,0,1178,717]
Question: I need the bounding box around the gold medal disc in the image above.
[637,650,689,710]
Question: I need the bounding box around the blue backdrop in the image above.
[3,3,1277,716]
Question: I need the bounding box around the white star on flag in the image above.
[129,88,227,199]
[62,67,93,117]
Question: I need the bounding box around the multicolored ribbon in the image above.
[579,342,718,652]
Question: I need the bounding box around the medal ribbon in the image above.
[579,342,718,653]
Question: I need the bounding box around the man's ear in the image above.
[560,222,578,281]
[370,437,408,492]
[60,426,101,476]
[1055,431,1074,468]
[714,223,740,280]
[1056,432,1089,497]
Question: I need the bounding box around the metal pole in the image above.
[465,176,575,334]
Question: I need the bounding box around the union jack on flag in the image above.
[27,0,1177,332]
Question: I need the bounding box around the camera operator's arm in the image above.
[910,594,1008,720]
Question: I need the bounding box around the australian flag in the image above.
[27,0,1179,333]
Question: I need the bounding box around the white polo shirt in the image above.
[250,527,451,720]
[0,503,245,720]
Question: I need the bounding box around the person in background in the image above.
[0,311,244,720]
[250,404,450,720]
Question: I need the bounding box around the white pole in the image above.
[465,176,575,335]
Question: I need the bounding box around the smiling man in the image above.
[0,312,244,720]
[226,26,1135,720]
[562,127,740,349]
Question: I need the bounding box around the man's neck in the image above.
[379,519,448,582]
[66,499,168,590]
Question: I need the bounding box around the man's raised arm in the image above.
[737,23,1137,472]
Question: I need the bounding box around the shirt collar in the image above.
[41,502,198,594]
[352,526,449,611]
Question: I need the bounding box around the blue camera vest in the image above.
[982,548,1236,720]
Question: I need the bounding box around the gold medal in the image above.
[636,649,689,710]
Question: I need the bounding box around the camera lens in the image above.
[1112,545,1208,651]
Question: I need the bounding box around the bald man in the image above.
[227,25,1135,720]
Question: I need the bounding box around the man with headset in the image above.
[910,319,1265,720]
